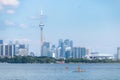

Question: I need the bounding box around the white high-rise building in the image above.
[0,41,29,57]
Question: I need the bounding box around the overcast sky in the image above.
[0,0,120,55]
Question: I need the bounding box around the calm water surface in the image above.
[0,63,120,80]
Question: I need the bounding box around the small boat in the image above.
[72,64,85,72]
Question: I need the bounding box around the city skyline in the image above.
[0,0,120,55]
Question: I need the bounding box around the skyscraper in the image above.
[58,39,65,58]
[8,42,15,58]
[0,44,3,56]
[0,40,3,56]
[72,47,78,58]
[117,47,120,60]
[41,42,50,57]
[4,45,9,57]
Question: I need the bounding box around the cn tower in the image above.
[39,10,44,55]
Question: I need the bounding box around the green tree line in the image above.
[0,56,119,63]
[0,56,56,63]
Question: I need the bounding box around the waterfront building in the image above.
[72,47,87,59]
[89,52,113,60]
[89,52,99,59]
[117,47,120,60]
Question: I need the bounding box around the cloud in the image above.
[4,20,15,26]
[19,23,28,29]
[0,0,20,14]
[6,9,15,14]
[0,0,20,7]
[4,20,29,29]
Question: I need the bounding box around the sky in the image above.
[0,0,120,56]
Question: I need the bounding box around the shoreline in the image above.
[0,62,120,64]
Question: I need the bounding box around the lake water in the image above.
[0,63,120,80]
